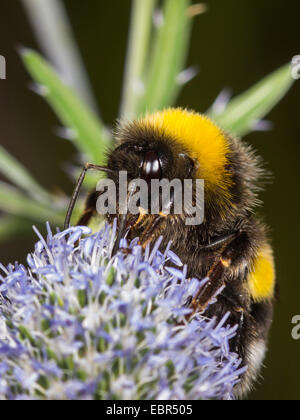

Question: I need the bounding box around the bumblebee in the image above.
[65,108,275,397]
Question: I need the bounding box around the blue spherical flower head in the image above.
[0,223,246,400]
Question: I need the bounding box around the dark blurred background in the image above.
[0,0,299,400]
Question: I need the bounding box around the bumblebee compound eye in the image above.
[140,151,162,182]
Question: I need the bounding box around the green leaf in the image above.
[120,0,157,119]
[138,0,193,115]
[210,64,294,137]
[21,49,111,163]
[21,0,98,113]
[0,144,52,204]
[0,181,65,226]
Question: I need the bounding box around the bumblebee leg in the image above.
[77,190,100,226]
[64,163,113,230]
[198,231,240,251]
[234,300,273,398]
[192,256,232,312]
[139,213,167,248]
[192,231,249,312]
[234,308,246,354]
[215,290,246,354]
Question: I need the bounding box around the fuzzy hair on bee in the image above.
[66,108,276,398]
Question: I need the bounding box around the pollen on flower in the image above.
[0,223,246,400]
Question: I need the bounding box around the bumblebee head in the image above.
[108,108,263,224]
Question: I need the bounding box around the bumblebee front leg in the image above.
[64,163,113,229]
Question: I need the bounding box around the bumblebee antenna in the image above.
[64,163,114,230]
